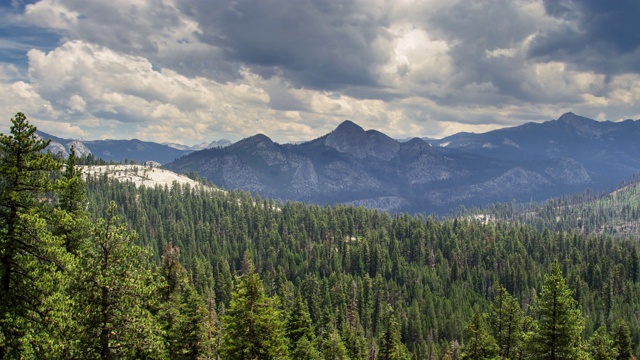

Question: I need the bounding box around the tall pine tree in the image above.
[528,262,585,360]
[0,112,70,357]
[461,312,499,360]
[489,284,523,359]
[74,202,165,359]
[221,256,289,359]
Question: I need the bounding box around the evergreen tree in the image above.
[291,335,323,360]
[489,284,523,359]
[74,202,165,359]
[321,326,351,360]
[460,312,499,360]
[588,325,617,360]
[53,146,92,254]
[160,242,218,359]
[174,285,218,359]
[611,320,632,360]
[378,305,410,360]
[0,112,70,357]
[286,294,315,353]
[221,257,289,359]
[528,262,584,360]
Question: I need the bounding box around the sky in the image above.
[1,0,639,145]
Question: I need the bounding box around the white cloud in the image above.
[24,0,79,30]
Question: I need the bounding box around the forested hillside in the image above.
[87,165,640,358]
[475,177,640,238]
[3,113,640,359]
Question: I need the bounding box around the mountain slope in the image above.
[38,131,192,164]
[166,115,632,213]
[478,177,640,237]
[429,112,640,184]
[80,164,215,190]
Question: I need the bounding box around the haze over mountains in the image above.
[41,112,640,214]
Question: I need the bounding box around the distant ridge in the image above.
[38,131,192,164]
[164,113,640,213]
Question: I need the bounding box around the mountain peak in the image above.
[229,134,275,152]
[556,112,603,137]
[248,133,272,142]
[325,120,369,158]
[334,120,365,134]
[558,112,590,124]
[323,120,399,160]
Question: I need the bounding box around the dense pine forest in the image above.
[470,179,640,239]
[2,112,640,359]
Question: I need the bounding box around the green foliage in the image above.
[489,284,523,359]
[611,320,632,360]
[286,294,315,353]
[1,113,220,359]
[528,262,585,360]
[378,305,410,360]
[461,312,499,360]
[0,112,67,357]
[159,242,219,359]
[473,178,640,239]
[4,112,634,359]
[81,169,640,359]
[221,256,289,359]
[73,202,165,359]
[291,335,323,360]
[53,147,92,254]
[321,327,351,360]
[588,325,618,360]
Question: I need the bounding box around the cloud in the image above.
[23,0,233,81]
[23,40,277,142]
[178,0,392,90]
[529,0,640,74]
[1,0,640,145]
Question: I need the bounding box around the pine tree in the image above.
[611,320,632,360]
[588,325,617,360]
[461,312,499,360]
[291,335,323,360]
[74,202,165,359]
[0,112,71,357]
[221,257,289,359]
[321,326,351,360]
[528,262,585,360]
[489,284,523,359]
[160,242,218,359]
[174,285,218,359]
[52,147,92,256]
[378,305,410,360]
[286,294,316,352]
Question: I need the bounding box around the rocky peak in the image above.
[403,137,432,150]
[208,139,232,148]
[557,112,603,137]
[324,120,399,160]
[325,120,369,158]
[67,140,92,157]
[231,134,275,151]
[558,112,592,126]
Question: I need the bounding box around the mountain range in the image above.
[38,131,193,164]
[39,112,640,214]
[165,112,640,213]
